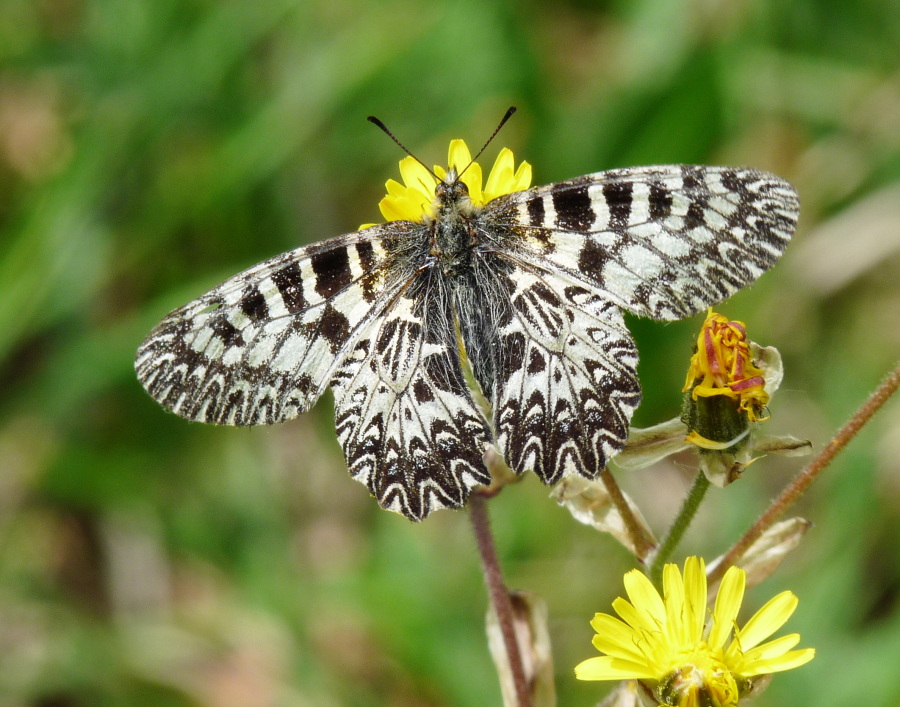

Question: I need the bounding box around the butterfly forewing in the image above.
[487,165,798,321]
[136,224,408,426]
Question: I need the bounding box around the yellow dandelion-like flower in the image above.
[373,139,532,223]
[684,310,769,421]
[681,309,772,453]
[575,557,814,707]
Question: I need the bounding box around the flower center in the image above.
[659,646,739,707]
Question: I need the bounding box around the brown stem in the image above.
[597,467,656,561]
[709,362,900,583]
[469,491,532,707]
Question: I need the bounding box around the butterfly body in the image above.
[137,144,798,520]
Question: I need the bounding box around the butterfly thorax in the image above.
[430,170,481,277]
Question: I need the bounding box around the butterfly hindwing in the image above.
[332,272,492,520]
[454,254,641,484]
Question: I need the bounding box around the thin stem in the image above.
[469,492,532,707]
[649,470,710,586]
[597,467,656,561]
[709,361,900,584]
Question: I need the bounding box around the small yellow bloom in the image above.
[373,139,532,223]
[684,310,769,422]
[681,310,773,455]
[575,557,814,706]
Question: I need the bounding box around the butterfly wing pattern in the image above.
[137,224,408,426]
[137,157,798,520]
[476,165,797,489]
[331,278,494,518]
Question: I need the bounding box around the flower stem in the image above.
[649,470,710,586]
[709,361,900,583]
[597,467,656,561]
[469,491,532,707]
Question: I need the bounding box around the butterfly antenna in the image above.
[459,106,517,179]
[367,115,438,181]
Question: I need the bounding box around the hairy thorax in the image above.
[430,176,482,278]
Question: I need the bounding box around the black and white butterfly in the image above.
[136,114,798,520]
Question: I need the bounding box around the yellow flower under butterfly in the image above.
[575,557,814,706]
[375,139,532,223]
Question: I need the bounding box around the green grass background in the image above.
[1,0,899,705]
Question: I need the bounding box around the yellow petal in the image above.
[378,196,408,222]
[379,192,431,222]
[398,157,434,197]
[682,557,707,643]
[484,148,514,198]
[483,148,532,202]
[743,648,816,675]
[384,178,405,197]
[575,656,658,681]
[613,597,660,634]
[369,139,531,224]
[512,160,532,191]
[623,570,665,625]
[447,139,472,172]
[708,566,745,650]
[736,591,798,650]
[731,633,813,676]
[589,614,650,663]
[732,633,802,673]
[662,563,687,645]
[685,428,751,450]
[462,161,484,204]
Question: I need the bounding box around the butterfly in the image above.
[136,110,798,520]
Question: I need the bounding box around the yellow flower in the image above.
[681,310,772,453]
[374,139,532,223]
[575,557,814,706]
[684,310,769,422]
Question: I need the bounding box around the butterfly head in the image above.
[434,166,474,214]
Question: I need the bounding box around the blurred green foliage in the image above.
[1,0,899,705]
